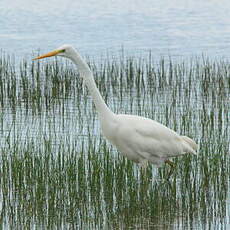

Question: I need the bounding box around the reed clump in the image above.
[0,53,229,229]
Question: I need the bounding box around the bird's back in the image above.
[101,114,197,166]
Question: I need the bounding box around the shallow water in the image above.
[0,56,229,229]
[0,1,230,229]
[1,0,230,59]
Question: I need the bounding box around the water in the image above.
[0,1,230,229]
[1,0,230,59]
[0,56,229,229]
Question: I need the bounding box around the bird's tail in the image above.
[181,136,198,155]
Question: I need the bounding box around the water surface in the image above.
[0,1,230,229]
[0,0,230,59]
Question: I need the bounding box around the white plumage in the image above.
[101,114,197,167]
[33,45,197,167]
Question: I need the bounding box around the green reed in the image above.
[0,53,229,229]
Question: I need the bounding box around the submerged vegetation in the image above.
[0,53,229,229]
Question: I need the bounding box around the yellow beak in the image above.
[32,50,61,60]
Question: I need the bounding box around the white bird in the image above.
[33,45,197,169]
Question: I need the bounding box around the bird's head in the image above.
[33,44,76,60]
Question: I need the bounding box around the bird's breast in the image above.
[100,118,118,142]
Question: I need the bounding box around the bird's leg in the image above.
[165,160,175,168]
[165,159,175,180]
[138,160,152,193]
[139,160,148,177]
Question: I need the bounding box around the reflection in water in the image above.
[0,56,229,229]
[0,1,230,227]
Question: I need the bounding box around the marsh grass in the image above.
[0,53,229,229]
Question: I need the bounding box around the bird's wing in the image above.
[117,114,196,159]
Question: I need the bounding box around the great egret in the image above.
[33,45,197,168]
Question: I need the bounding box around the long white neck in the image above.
[70,50,113,119]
